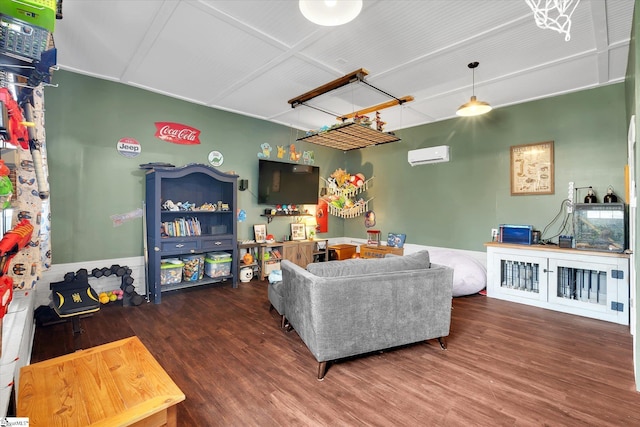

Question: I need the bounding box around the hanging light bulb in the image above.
[456,62,492,117]
[299,0,363,26]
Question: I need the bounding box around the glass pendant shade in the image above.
[456,95,493,117]
[299,0,363,26]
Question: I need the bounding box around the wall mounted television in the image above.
[257,159,319,205]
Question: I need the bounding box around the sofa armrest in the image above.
[281,260,320,350]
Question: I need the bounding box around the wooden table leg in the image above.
[166,404,178,427]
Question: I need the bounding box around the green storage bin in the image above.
[205,252,231,278]
[0,0,56,31]
[160,259,184,285]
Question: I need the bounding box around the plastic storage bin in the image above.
[205,252,232,278]
[0,0,57,31]
[181,254,205,281]
[160,259,184,285]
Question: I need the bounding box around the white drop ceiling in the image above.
[53,0,634,133]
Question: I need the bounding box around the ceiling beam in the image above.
[337,96,415,121]
[288,68,369,107]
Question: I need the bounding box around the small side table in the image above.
[18,336,185,426]
[328,244,357,260]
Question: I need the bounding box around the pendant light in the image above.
[456,61,492,117]
[299,0,363,26]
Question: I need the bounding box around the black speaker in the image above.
[239,179,248,191]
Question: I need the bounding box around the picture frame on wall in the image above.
[290,223,306,241]
[510,141,554,195]
[253,224,267,243]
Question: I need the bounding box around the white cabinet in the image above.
[486,243,629,325]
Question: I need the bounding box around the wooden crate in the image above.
[360,245,404,259]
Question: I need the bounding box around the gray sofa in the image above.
[281,250,454,379]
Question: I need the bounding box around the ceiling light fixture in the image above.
[299,0,363,26]
[456,62,492,117]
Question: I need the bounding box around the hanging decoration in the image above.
[116,137,141,158]
[288,68,412,150]
[154,122,201,145]
[257,143,272,158]
[316,199,328,233]
[110,208,143,227]
[321,168,373,218]
[208,150,224,167]
[524,0,581,41]
[364,211,376,228]
[289,144,301,162]
[302,151,315,165]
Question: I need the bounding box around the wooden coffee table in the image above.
[18,336,185,426]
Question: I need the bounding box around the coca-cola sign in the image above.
[154,122,201,145]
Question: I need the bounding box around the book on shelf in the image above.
[162,217,202,237]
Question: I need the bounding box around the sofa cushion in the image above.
[307,249,430,277]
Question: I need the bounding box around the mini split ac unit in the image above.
[407,145,450,166]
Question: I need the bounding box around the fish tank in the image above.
[573,203,626,253]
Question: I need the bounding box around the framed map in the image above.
[510,141,554,195]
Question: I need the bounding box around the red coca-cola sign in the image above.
[154,122,201,145]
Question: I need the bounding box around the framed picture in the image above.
[253,224,267,242]
[387,233,406,248]
[510,141,554,195]
[290,223,306,240]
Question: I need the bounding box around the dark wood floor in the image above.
[30,280,640,426]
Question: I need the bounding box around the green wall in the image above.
[344,85,628,250]
[45,71,628,262]
[43,30,637,389]
[44,71,345,263]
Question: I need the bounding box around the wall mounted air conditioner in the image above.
[407,145,450,166]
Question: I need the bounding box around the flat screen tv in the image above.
[257,159,319,205]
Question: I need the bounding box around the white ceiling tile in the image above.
[51,0,634,140]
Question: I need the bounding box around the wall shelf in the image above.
[260,213,312,224]
[296,122,400,151]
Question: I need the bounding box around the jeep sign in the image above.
[117,137,141,158]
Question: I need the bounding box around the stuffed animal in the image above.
[163,200,179,211]
[350,173,365,188]
[374,111,386,131]
[330,168,350,188]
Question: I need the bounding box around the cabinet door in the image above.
[297,242,314,267]
[548,258,629,324]
[487,249,548,304]
[282,244,298,265]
